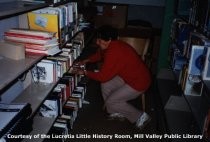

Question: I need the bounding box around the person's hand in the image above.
[73,59,89,66]
[73,61,84,66]
[72,68,86,75]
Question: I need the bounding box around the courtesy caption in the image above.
[6,133,203,140]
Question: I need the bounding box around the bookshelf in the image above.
[157,0,210,139]
[12,82,56,116]
[0,54,44,94]
[13,83,57,142]
[0,0,84,141]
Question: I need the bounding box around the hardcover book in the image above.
[25,45,61,56]
[188,45,205,75]
[32,59,57,83]
[28,12,60,40]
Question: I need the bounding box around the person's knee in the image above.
[106,98,125,107]
[101,87,111,97]
[105,98,117,107]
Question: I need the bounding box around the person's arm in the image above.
[72,53,117,79]
[73,58,90,66]
[72,48,119,80]
[86,48,120,82]
[73,49,102,66]
[72,49,103,75]
[87,48,103,63]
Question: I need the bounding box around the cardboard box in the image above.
[0,41,25,60]
[94,3,128,28]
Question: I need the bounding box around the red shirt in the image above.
[86,40,151,91]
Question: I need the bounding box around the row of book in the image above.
[47,84,86,142]
[170,19,193,58]
[27,2,78,45]
[36,33,87,141]
[187,0,210,37]
[0,39,84,141]
[39,75,86,116]
[31,34,84,83]
[0,27,85,141]
[0,1,82,141]
[39,74,86,126]
[170,18,210,96]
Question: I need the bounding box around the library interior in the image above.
[0,0,210,142]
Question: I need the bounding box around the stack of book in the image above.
[4,28,61,56]
[38,76,87,140]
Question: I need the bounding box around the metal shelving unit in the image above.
[0,54,44,94]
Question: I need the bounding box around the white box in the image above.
[0,41,25,60]
[184,74,203,96]
[188,45,204,75]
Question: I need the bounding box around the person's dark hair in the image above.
[96,25,118,41]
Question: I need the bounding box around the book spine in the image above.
[5,32,52,40]
[9,29,55,38]
[5,36,57,45]
[25,44,49,51]
[26,48,48,55]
